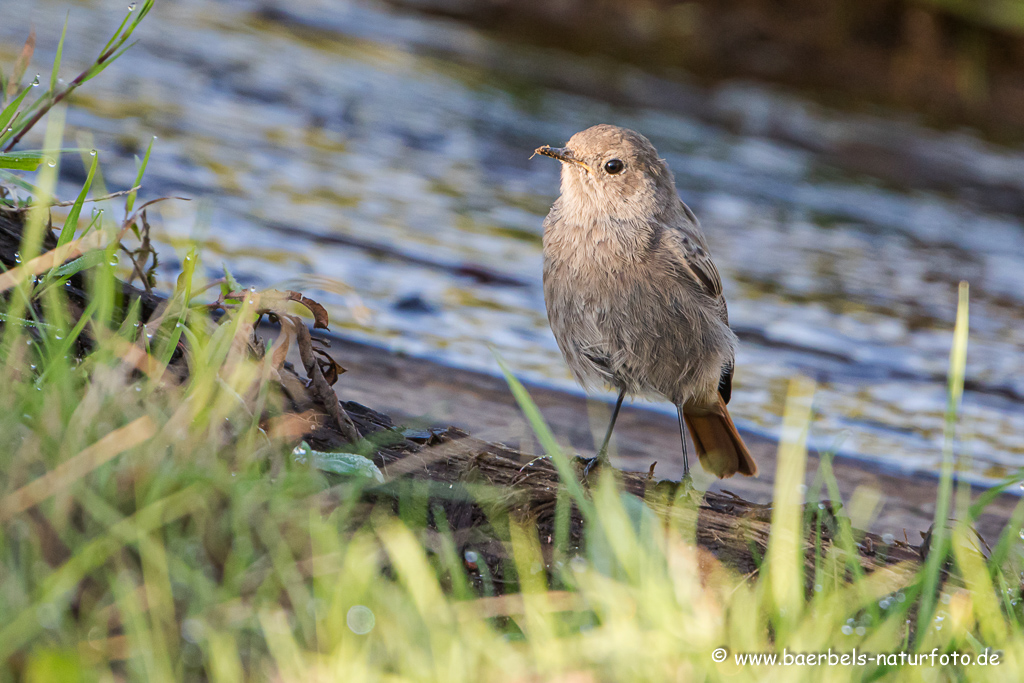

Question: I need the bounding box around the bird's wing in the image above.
[669,201,735,403]
[665,202,725,302]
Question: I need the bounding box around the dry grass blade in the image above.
[8,30,35,99]
[107,333,165,381]
[0,416,157,522]
[456,591,585,620]
[0,196,181,293]
[271,314,297,372]
[8,186,143,214]
[0,228,108,293]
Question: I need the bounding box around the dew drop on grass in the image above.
[31,75,40,87]
[14,251,21,263]
[855,626,866,636]
[47,159,56,167]
[464,550,479,565]
[89,149,97,156]
[128,2,136,10]
[841,625,852,635]
[1019,529,1024,540]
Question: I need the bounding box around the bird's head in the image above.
[534,124,678,224]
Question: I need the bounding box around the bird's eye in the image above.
[603,158,625,175]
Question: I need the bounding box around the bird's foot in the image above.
[578,453,609,482]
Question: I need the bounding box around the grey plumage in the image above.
[535,124,757,478]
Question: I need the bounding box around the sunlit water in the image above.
[4,0,1024,486]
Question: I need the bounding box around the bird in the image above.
[533,124,757,479]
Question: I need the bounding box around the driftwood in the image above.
[322,401,924,589]
[0,206,925,589]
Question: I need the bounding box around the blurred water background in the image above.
[3,0,1024,486]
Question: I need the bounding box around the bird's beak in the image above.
[533,145,594,174]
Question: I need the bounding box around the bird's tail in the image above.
[683,395,758,478]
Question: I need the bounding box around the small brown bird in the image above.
[534,124,757,478]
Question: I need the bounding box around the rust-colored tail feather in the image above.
[683,395,758,478]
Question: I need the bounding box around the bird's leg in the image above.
[676,405,691,480]
[582,387,626,479]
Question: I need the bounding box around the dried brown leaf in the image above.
[274,290,330,329]
[295,323,358,442]
[270,314,296,372]
[295,293,330,329]
[225,289,330,329]
[312,345,346,385]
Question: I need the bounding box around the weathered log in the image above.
[328,401,924,587]
[0,205,925,587]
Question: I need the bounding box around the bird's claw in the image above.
[580,454,608,481]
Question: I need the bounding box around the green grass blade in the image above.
[765,376,815,635]
[0,79,34,144]
[0,151,50,171]
[916,281,969,641]
[57,151,98,247]
[495,354,591,520]
[50,13,68,92]
[125,136,154,214]
[0,168,37,194]
[98,9,134,59]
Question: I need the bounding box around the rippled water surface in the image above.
[4,0,1024,485]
